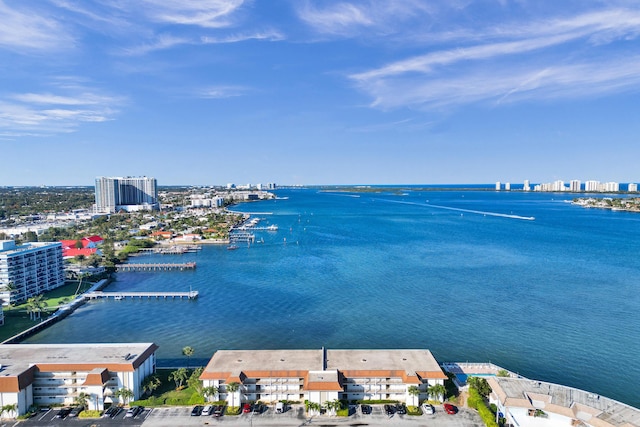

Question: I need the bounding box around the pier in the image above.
[85,291,199,300]
[136,245,201,255]
[229,232,255,243]
[115,262,196,272]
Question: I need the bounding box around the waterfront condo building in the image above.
[200,348,447,407]
[0,240,64,306]
[95,176,158,213]
[0,343,157,416]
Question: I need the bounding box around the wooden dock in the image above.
[85,291,199,300]
[115,262,196,272]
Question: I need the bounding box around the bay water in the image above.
[25,188,640,408]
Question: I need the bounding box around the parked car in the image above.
[384,404,396,415]
[443,403,458,414]
[360,404,372,414]
[68,405,84,417]
[125,406,143,418]
[396,403,407,415]
[102,406,122,418]
[202,405,214,416]
[252,403,264,414]
[213,405,225,417]
[421,403,435,415]
[243,403,252,413]
[191,405,203,416]
[55,407,72,419]
[276,402,285,413]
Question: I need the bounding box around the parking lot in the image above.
[16,406,150,427]
[142,403,485,427]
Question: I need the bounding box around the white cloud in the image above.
[0,85,123,136]
[121,34,191,56]
[0,1,73,51]
[140,0,246,28]
[198,85,249,99]
[201,29,285,44]
[349,7,640,110]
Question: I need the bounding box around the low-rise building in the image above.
[200,348,447,407]
[488,377,640,427]
[0,343,158,415]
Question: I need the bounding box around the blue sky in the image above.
[1,0,640,186]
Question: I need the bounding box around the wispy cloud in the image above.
[198,85,250,99]
[348,8,640,110]
[201,29,285,44]
[140,0,246,28]
[121,34,191,56]
[297,0,432,37]
[0,83,124,136]
[0,1,73,51]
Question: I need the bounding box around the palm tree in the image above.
[203,386,219,402]
[324,399,341,416]
[1,403,17,419]
[408,385,421,406]
[142,374,162,396]
[26,294,47,321]
[168,368,188,389]
[115,387,134,406]
[74,391,90,408]
[225,381,240,408]
[182,346,194,369]
[427,384,446,402]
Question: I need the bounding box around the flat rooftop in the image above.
[491,377,640,427]
[0,343,158,377]
[203,349,323,374]
[327,349,441,372]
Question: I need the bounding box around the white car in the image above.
[422,403,435,415]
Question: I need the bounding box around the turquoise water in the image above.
[454,373,496,384]
[25,188,640,408]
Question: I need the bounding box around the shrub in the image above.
[355,399,398,404]
[468,387,498,427]
[79,410,101,418]
[407,405,422,416]
[188,393,205,405]
[336,408,349,417]
[225,406,240,416]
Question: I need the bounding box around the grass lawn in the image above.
[0,280,98,342]
[132,368,206,407]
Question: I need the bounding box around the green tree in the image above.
[74,391,90,408]
[142,374,162,396]
[408,385,421,406]
[497,369,509,377]
[26,294,47,321]
[0,403,17,419]
[182,346,194,369]
[225,381,240,408]
[168,368,189,390]
[468,377,492,398]
[203,386,219,402]
[427,384,446,402]
[187,367,204,396]
[115,387,134,405]
[74,239,84,249]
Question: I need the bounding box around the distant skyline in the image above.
[2,1,640,186]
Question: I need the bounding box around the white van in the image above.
[276,402,285,413]
[202,405,214,416]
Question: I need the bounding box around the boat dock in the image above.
[137,245,201,255]
[85,291,199,300]
[229,232,255,243]
[116,262,196,272]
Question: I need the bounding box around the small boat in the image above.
[227,245,239,250]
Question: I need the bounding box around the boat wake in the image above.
[379,199,535,221]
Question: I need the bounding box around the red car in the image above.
[243,403,252,413]
[443,403,457,414]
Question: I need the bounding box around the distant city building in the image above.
[495,182,501,190]
[505,182,511,191]
[95,176,158,213]
[0,240,65,305]
[603,182,619,192]
[628,183,638,192]
[585,180,600,192]
[523,180,531,192]
[570,180,581,192]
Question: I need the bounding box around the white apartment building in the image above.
[523,180,531,192]
[628,183,638,192]
[495,182,501,190]
[570,180,581,192]
[0,343,158,416]
[95,176,158,213]
[0,240,64,305]
[585,180,600,192]
[200,349,447,407]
